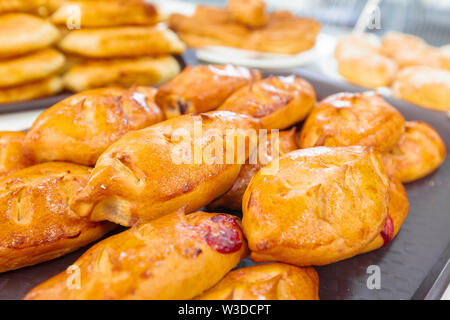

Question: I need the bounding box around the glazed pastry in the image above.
[334,33,381,60]
[383,121,446,183]
[155,64,261,118]
[169,6,251,49]
[381,32,442,68]
[63,55,180,92]
[209,128,298,211]
[246,11,321,55]
[218,75,316,129]
[51,0,160,27]
[58,26,185,58]
[392,66,450,111]
[361,176,409,254]
[0,132,33,177]
[24,211,247,300]
[228,0,268,28]
[70,111,260,226]
[298,92,405,152]
[336,49,398,88]
[0,48,65,88]
[0,13,60,58]
[24,86,164,166]
[0,162,115,273]
[196,263,319,300]
[0,76,63,104]
[169,7,320,55]
[242,146,390,266]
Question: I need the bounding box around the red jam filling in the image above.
[203,215,242,254]
[380,215,394,246]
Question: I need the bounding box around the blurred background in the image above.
[179,0,450,45]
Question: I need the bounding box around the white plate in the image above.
[0,109,44,131]
[196,33,336,69]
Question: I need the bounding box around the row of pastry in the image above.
[169,1,321,55]
[0,0,184,104]
[0,64,446,299]
[335,32,450,111]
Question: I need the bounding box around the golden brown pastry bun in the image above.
[51,0,160,27]
[392,66,450,111]
[24,211,247,300]
[336,49,398,88]
[381,32,442,69]
[228,0,268,28]
[58,26,185,58]
[63,55,180,92]
[0,162,115,273]
[155,64,261,118]
[383,121,446,183]
[0,48,65,88]
[0,131,33,177]
[209,128,298,211]
[246,11,321,55]
[70,111,260,226]
[218,75,316,129]
[24,86,164,166]
[0,13,60,59]
[169,6,251,49]
[298,92,405,152]
[196,262,319,300]
[0,76,63,104]
[242,146,390,266]
[361,176,409,254]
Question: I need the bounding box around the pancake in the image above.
[0,13,60,58]
[0,48,65,88]
[0,76,63,104]
[58,25,185,58]
[63,55,180,92]
[51,0,160,27]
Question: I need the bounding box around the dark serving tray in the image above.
[0,54,449,300]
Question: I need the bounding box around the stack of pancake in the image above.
[0,3,64,104]
[51,0,185,92]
